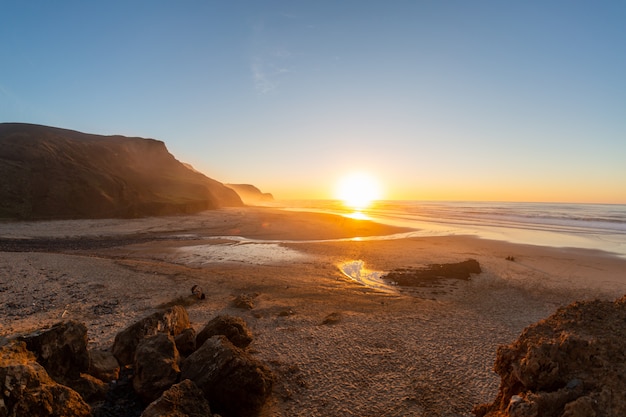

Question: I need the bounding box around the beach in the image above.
[2,207,626,416]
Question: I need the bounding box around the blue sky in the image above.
[2,1,625,203]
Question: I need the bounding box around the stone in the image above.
[232,293,255,310]
[133,333,181,404]
[17,320,90,384]
[175,328,197,357]
[181,335,273,417]
[89,349,120,382]
[112,305,190,365]
[140,379,213,417]
[71,373,109,404]
[0,340,91,416]
[474,295,626,417]
[196,315,253,349]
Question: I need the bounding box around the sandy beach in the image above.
[2,207,626,416]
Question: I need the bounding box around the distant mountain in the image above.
[0,123,243,219]
[225,184,274,205]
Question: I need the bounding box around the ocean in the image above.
[281,200,626,258]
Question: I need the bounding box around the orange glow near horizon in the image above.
[335,172,383,210]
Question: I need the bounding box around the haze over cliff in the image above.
[0,123,243,219]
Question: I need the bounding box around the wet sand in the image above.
[2,207,626,416]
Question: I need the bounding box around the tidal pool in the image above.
[175,242,309,266]
[338,260,396,292]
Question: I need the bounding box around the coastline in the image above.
[2,207,626,416]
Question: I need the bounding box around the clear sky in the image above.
[2,1,625,203]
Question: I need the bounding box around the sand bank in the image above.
[2,207,626,416]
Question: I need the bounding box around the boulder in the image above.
[112,305,190,365]
[89,349,120,382]
[196,315,253,349]
[181,335,273,417]
[232,293,255,310]
[141,379,213,417]
[0,340,91,416]
[474,295,626,417]
[133,333,181,404]
[175,328,197,357]
[70,372,109,404]
[17,320,90,384]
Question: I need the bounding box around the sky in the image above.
[1,1,625,203]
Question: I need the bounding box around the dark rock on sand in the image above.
[233,293,256,310]
[382,258,481,286]
[112,305,190,365]
[133,333,181,404]
[181,335,273,417]
[0,122,243,219]
[196,315,253,349]
[140,379,213,417]
[18,320,90,384]
[474,295,626,417]
[0,340,91,417]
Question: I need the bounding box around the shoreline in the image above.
[2,207,626,416]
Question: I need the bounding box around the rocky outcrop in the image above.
[0,340,91,416]
[140,379,213,417]
[181,335,274,417]
[196,315,254,349]
[112,305,190,365]
[2,307,274,417]
[225,183,274,205]
[382,258,481,287]
[474,295,626,417]
[0,123,243,219]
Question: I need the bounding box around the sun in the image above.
[335,172,383,210]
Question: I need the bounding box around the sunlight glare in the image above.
[335,172,382,210]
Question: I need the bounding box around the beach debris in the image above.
[474,295,626,417]
[233,293,256,310]
[180,335,274,417]
[140,379,213,417]
[133,333,181,404]
[381,258,481,287]
[196,315,253,349]
[321,312,342,325]
[0,340,92,416]
[191,284,205,300]
[505,256,516,262]
[112,305,190,366]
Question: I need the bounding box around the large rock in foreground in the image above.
[0,340,91,417]
[181,335,274,417]
[141,379,213,417]
[0,123,243,219]
[474,295,626,417]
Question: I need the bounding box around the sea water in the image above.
[282,200,626,258]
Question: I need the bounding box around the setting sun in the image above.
[335,172,383,209]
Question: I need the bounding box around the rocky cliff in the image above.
[0,123,243,219]
[225,183,274,205]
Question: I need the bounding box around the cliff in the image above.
[0,123,243,219]
[225,183,274,205]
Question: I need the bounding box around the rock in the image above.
[322,312,342,325]
[133,333,181,404]
[0,340,91,416]
[382,258,481,286]
[112,305,190,365]
[191,284,206,300]
[196,315,253,349]
[181,335,273,417]
[232,293,255,310]
[140,379,213,417]
[474,295,626,417]
[175,328,197,357]
[71,372,109,404]
[18,320,90,384]
[89,349,120,382]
